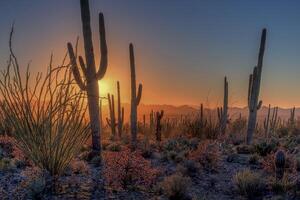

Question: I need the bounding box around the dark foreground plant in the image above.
[0,28,90,175]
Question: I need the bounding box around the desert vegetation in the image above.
[0,0,299,199]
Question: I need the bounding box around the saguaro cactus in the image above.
[67,0,108,155]
[264,105,278,138]
[288,107,295,127]
[217,77,228,135]
[117,81,124,138]
[246,28,267,145]
[129,44,143,149]
[107,93,117,140]
[155,110,164,142]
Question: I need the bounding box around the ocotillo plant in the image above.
[67,0,108,155]
[117,81,124,138]
[129,43,143,149]
[246,28,267,145]
[107,93,117,140]
[155,110,164,142]
[217,76,228,135]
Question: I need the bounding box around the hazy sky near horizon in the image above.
[0,0,300,108]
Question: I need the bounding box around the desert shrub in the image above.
[160,173,191,200]
[162,137,198,162]
[0,157,16,172]
[106,142,122,152]
[236,144,254,154]
[0,30,90,175]
[253,139,278,156]
[189,140,220,172]
[277,127,289,138]
[233,169,265,199]
[248,154,260,165]
[103,148,159,191]
[229,116,247,135]
[262,152,296,174]
[270,176,293,194]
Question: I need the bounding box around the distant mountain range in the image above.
[101,104,299,122]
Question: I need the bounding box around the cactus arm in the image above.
[257,100,262,110]
[78,56,87,78]
[96,13,108,80]
[136,83,143,105]
[67,43,86,91]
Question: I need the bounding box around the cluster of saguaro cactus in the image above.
[129,44,143,149]
[246,28,267,145]
[155,110,164,142]
[106,82,124,140]
[288,107,296,127]
[275,150,286,181]
[217,76,229,135]
[67,0,108,155]
[263,105,279,138]
[107,94,117,139]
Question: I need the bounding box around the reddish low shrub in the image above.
[262,151,296,174]
[103,148,159,191]
[189,140,220,171]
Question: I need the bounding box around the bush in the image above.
[270,176,293,194]
[233,169,265,199]
[262,152,296,174]
[0,157,16,172]
[103,148,159,191]
[0,31,90,175]
[162,137,198,162]
[253,139,278,156]
[189,140,220,172]
[160,173,191,200]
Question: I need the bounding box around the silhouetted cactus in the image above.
[129,44,143,149]
[288,107,295,128]
[107,94,117,140]
[155,110,164,142]
[217,76,228,135]
[67,0,108,155]
[246,28,267,145]
[275,150,285,181]
[117,81,124,138]
[264,105,278,138]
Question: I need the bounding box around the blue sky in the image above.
[0,0,299,107]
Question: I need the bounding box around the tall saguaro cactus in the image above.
[217,76,228,135]
[246,28,267,144]
[67,0,108,155]
[129,43,143,149]
[117,81,124,138]
[107,93,117,140]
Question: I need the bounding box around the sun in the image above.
[98,80,110,97]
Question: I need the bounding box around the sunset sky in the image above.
[0,0,300,108]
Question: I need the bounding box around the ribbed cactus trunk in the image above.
[107,93,117,140]
[129,44,143,149]
[155,110,164,142]
[246,28,266,145]
[218,77,228,135]
[117,81,124,138]
[67,0,108,156]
